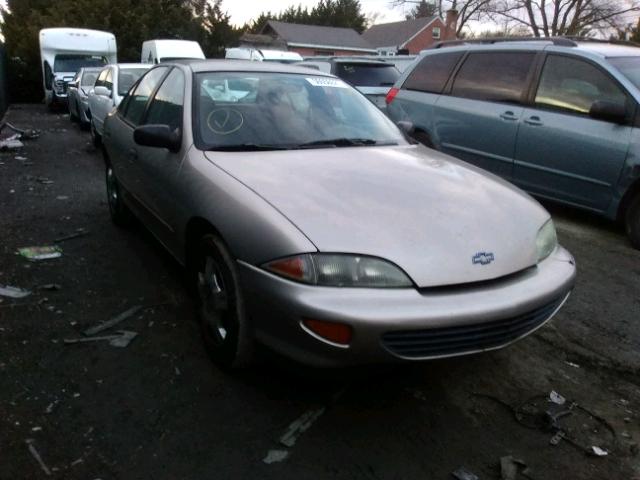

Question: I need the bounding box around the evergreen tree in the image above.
[405,0,437,20]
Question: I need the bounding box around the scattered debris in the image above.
[565,361,580,368]
[37,284,61,291]
[263,450,289,464]
[70,458,83,467]
[0,121,41,140]
[56,196,69,200]
[549,391,566,405]
[84,305,143,336]
[279,407,326,448]
[45,400,59,414]
[589,446,609,457]
[0,134,24,150]
[500,456,531,480]
[550,430,565,446]
[451,466,479,480]
[36,177,54,185]
[64,330,138,348]
[15,156,27,161]
[0,285,31,299]
[25,439,52,476]
[54,228,89,243]
[18,246,62,261]
[32,426,42,432]
[174,366,181,376]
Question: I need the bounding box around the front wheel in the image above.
[106,163,133,227]
[196,234,253,369]
[625,194,640,249]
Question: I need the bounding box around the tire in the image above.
[105,162,133,227]
[412,130,434,148]
[195,234,253,369]
[90,119,102,147]
[625,194,640,250]
[69,100,79,122]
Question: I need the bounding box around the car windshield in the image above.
[334,63,400,87]
[118,68,148,96]
[81,72,99,86]
[609,56,640,89]
[54,55,106,73]
[195,72,406,151]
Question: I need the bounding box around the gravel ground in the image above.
[1,104,639,480]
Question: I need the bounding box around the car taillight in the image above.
[386,87,399,105]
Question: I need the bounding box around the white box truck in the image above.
[141,40,205,64]
[39,28,117,109]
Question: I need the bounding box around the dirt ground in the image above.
[1,104,639,480]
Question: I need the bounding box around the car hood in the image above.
[204,145,549,287]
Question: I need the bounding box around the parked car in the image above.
[298,57,400,109]
[141,39,205,64]
[39,28,116,110]
[102,60,575,368]
[88,63,151,145]
[67,67,102,127]
[386,38,640,248]
[225,47,303,63]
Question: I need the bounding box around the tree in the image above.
[391,0,495,35]
[405,0,438,19]
[249,0,368,34]
[489,0,640,37]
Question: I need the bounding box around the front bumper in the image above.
[239,246,576,367]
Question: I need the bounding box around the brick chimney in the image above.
[445,9,458,40]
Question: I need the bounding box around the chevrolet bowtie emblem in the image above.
[472,252,495,265]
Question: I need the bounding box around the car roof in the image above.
[423,38,640,59]
[169,59,336,76]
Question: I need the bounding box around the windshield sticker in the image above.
[305,77,348,88]
[207,108,244,135]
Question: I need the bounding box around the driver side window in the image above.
[122,67,169,126]
[144,68,185,132]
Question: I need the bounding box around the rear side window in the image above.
[82,71,98,87]
[95,68,108,88]
[104,68,113,91]
[535,55,627,115]
[118,68,148,96]
[334,63,400,87]
[403,52,463,94]
[123,67,169,126]
[451,52,535,103]
[145,69,185,131]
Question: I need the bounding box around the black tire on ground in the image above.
[625,194,640,250]
[195,234,253,369]
[105,162,134,227]
[90,120,101,147]
[69,101,79,122]
[412,130,434,148]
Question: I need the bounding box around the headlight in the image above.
[264,253,412,288]
[536,219,557,262]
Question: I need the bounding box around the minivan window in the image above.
[535,55,627,115]
[609,56,640,90]
[451,52,535,103]
[334,63,400,87]
[403,52,463,94]
[123,67,169,126]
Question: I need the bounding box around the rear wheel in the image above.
[69,101,79,122]
[196,234,253,369]
[106,163,133,227]
[90,119,101,147]
[625,194,640,249]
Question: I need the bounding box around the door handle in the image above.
[500,111,518,121]
[128,148,137,160]
[524,116,543,126]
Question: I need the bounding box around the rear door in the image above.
[433,51,537,179]
[513,54,632,212]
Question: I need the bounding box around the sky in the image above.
[223,0,408,27]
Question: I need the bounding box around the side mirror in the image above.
[94,86,112,97]
[589,101,626,124]
[396,121,415,135]
[134,124,181,153]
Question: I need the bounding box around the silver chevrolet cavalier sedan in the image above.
[102,60,576,368]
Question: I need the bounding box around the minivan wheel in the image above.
[625,194,640,249]
[196,234,253,369]
[412,131,434,148]
[90,120,101,147]
[106,164,133,226]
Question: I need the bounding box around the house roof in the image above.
[362,16,439,48]
[264,20,376,52]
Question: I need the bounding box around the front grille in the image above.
[381,295,566,359]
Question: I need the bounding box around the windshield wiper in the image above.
[296,138,396,148]
[208,144,292,151]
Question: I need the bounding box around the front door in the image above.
[513,54,632,212]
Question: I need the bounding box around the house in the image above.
[257,20,377,56]
[362,11,458,55]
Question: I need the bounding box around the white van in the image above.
[225,48,303,63]
[39,28,117,108]
[141,40,205,64]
